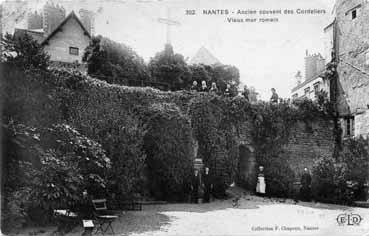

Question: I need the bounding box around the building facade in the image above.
[12,1,93,68]
[41,12,91,64]
[291,52,329,100]
[333,0,369,138]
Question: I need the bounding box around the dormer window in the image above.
[345,4,361,20]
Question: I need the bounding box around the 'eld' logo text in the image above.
[336,213,362,226]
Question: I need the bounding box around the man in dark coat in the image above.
[191,169,201,203]
[202,167,213,203]
[300,168,312,201]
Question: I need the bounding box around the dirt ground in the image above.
[5,195,369,236]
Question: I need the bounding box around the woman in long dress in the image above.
[256,166,266,196]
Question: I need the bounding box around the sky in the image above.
[1,0,335,100]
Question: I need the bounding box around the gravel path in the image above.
[7,196,369,236]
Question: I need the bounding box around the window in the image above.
[304,87,310,95]
[345,4,361,20]
[342,117,355,137]
[313,82,320,93]
[69,47,79,56]
[352,9,357,19]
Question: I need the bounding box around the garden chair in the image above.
[92,199,120,235]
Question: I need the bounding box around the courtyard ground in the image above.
[8,195,369,236]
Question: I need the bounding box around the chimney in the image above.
[43,1,66,35]
[295,71,302,85]
[79,9,95,35]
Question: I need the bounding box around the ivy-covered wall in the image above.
[1,64,337,199]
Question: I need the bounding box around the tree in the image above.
[1,32,50,70]
[148,44,191,90]
[83,35,150,85]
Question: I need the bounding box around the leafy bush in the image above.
[143,103,195,201]
[83,35,150,84]
[2,122,110,230]
[104,115,147,202]
[312,138,369,204]
[1,32,50,70]
[2,188,31,233]
[148,44,191,89]
[312,156,352,204]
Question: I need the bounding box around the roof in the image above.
[323,19,335,32]
[291,73,324,93]
[14,28,45,43]
[190,46,220,65]
[41,11,91,45]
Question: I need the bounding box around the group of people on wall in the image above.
[189,80,281,106]
[190,165,312,203]
[190,80,236,97]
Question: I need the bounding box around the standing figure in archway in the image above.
[256,166,266,197]
[202,167,213,203]
[191,169,201,203]
[300,167,312,201]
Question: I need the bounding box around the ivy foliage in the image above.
[143,103,195,201]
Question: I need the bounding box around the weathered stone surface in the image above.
[335,0,369,137]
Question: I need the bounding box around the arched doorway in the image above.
[238,145,256,189]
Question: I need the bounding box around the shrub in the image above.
[312,138,369,204]
[311,156,352,204]
[2,122,110,229]
[1,32,50,70]
[83,35,150,84]
[104,115,147,202]
[143,103,195,201]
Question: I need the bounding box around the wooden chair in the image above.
[92,199,119,235]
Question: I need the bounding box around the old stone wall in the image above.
[335,0,369,137]
[282,120,336,179]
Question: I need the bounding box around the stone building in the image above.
[79,9,95,36]
[41,11,91,64]
[331,0,369,138]
[14,11,91,66]
[27,11,43,30]
[291,52,329,100]
[13,1,93,70]
[42,1,66,35]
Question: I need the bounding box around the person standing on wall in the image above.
[300,167,312,201]
[200,80,208,92]
[256,166,266,197]
[190,80,198,92]
[224,84,232,97]
[242,85,250,102]
[191,169,201,203]
[202,167,213,203]
[270,88,279,104]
